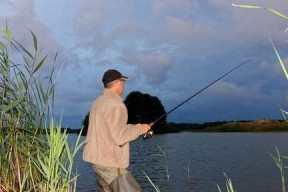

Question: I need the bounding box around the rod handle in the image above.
[143,122,154,140]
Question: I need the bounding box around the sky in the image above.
[1,0,288,128]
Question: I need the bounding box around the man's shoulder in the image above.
[95,94,123,107]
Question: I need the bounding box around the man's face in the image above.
[115,78,125,95]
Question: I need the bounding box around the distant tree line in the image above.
[81,91,167,135]
[81,91,288,135]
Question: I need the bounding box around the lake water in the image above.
[71,132,288,192]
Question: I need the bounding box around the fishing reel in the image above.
[143,130,154,140]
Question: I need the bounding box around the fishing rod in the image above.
[143,59,251,140]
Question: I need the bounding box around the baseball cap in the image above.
[102,69,129,85]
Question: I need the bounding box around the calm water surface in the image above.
[72,132,288,192]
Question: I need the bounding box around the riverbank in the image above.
[168,119,288,132]
[67,119,288,135]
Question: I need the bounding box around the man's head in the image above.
[102,69,128,95]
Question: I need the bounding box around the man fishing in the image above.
[83,69,151,192]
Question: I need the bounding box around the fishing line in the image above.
[143,59,251,140]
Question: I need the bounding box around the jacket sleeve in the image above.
[107,104,143,146]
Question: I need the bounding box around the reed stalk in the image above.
[35,120,83,191]
[270,147,286,192]
[232,3,288,20]
[184,160,191,181]
[143,171,161,192]
[154,145,170,180]
[217,173,236,192]
[0,25,82,191]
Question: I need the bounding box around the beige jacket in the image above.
[83,89,143,168]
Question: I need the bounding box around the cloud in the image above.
[229,0,288,43]
[1,0,287,125]
[134,51,172,84]
[0,0,65,71]
[165,16,206,41]
[74,0,109,37]
[152,0,198,17]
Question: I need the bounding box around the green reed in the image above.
[217,173,236,192]
[143,171,161,192]
[36,120,83,191]
[153,145,170,180]
[0,25,48,191]
[0,26,82,191]
[270,147,286,192]
[232,3,288,20]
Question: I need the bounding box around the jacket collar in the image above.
[103,88,123,102]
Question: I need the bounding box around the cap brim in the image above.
[121,75,129,81]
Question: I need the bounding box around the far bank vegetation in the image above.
[81,91,288,135]
[169,119,288,133]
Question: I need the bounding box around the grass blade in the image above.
[30,30,38,51]
[2,96,23,113]
[33,55,47,74]
[270,40,288,80]
[232,4,260,9]
[232,3,288,19]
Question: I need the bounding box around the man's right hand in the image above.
[141,124,151,134]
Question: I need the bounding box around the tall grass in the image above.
[36,121,83,191]
[0,26,82,191]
